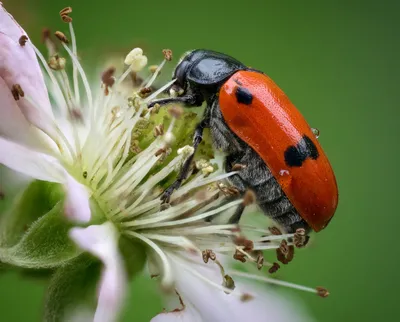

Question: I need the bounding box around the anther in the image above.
[316,287,329,298]
[153,124,164,137]
[243,190,256,206]
[19,35,28,46]
[293,228,310,248]
[124,48,148,72]
[202,249,216,263]
[150,103,161,115]
[235,237,254,252]
[54,31,69,44]
[240,293,254,302]
[41,28,51,43]
[48,54,66,70]
[155,147,167,157]
[162,49,173,61]
[223,274,235,293]
[101,67,116,95]
[11,84,24,101]
[60,7,73,23]
[256,252,264,270]
[149,65,159,74]
[276,240,294,264]
[233,250,247,263]
[168,105,184,119]
[139,87,152,98]
[101,67,116,87]
[218,183,240,196]
[268,226,282,235]
[231,163,247,171]
[69,109,83,123]
[268,262,280,274]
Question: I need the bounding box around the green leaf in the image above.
[119,235,147,278]
[0,201,81,268]
[44,254,101,322]
[0,180,64,247]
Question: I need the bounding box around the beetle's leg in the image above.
[148,93,203,108]
[161,118,210,203]
[228,204,245,224]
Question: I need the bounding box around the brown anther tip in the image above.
[202,249,216,263]
[155,147,167,157]
[153,124,165,137]
[233,250,247,263]
[234,237,254,252]
[168,105,184,119]
[231,163,247,171]
[101,67,116,86]
[240,293,254,302]
[294,228,310,248]
[60,7,72,15]
[279,240,289,255]
[218,183,240,196]
[268,226,282,235]
[243,190,256,206]
[41,28,51,42]
[19,35,28,46]
[268,262,280,274]
[256,253,264,270]
[223,274,235,292]
[139,87,153,98]
[162,49,173,61]
[276,240,294,264]
[316,287,329,298]
[54,31,69,44]
[69,109,83,122]
[60,7,73,23]
[11,84,24,101]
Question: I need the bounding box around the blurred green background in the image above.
[1,0,398,321]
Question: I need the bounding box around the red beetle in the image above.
[149,50,338,233]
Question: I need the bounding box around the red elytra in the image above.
[219,70,338,232]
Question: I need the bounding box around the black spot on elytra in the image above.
[233,78,243,85]
[235,86,253,105]
[284,135,319,167]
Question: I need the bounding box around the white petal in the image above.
[0,137,91,222]
[0,136,65,182]
[0,77,53,152]
[0,4,53,117]
[69,223,126,322]
[153,253,313,322]
[64,174,91,223]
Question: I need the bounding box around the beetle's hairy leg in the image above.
[160,119,209,203]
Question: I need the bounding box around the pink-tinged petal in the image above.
[64,174,91,223]
[69,223,126,322]
[0,77,54,152]
[152,254,313,322]
[152,302,202,322]
[0,136,91,222]
[0,136,65,182]
[0,4,53,117]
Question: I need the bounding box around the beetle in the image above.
[148,49,338,233]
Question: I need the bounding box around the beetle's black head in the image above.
[172,50,205,90]
[172,49,247,98]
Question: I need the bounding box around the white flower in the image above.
[0,4,324,322]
